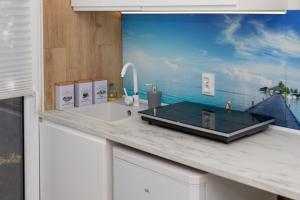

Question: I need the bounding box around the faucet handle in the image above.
[123,88,128,96]
[123,88,134,106]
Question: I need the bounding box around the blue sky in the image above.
[123,12,300,111]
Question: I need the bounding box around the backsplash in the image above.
[122,12,300,130]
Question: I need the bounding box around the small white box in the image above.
[55,81,74,110]
[75,80,93,107]
[93,79,108,104]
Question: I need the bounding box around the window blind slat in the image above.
[0,82,32,89]
[0,59,31,67]
[0,46,31,52]
[0,82,32,90]
[0,51,32,56]
[0,41,31,47]
[0,34,31,40]
[0,53,31,61]
[0,53,31,60]
[0,0,33,100]
[0,82,33,90]
[0,87,33,94]
[0,71,32,79]
[0,85,32,91]
[0,65,31,71]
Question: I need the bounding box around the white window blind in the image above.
[0,0,33,100]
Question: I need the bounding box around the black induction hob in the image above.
[138,102,275,143]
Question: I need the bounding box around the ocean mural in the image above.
[122,12,300,130]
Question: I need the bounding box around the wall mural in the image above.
[122,12,300,130]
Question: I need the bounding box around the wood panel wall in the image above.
[44,0,122,110]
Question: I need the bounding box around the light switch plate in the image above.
[202,73,215,96]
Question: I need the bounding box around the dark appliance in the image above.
[139,102,274,143]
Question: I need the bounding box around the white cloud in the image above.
[222,15,253,57]
[222,15,300,59]
[123,30,135,40]
[197,49,208,57]
[186,51,284,79]
[159,57,181,70]
[172,49,285,86]
[249,21,300,58]
[236,61,285,78]
[164,60,180,70]
[139,34,156,39]
[174,57,184,62]
[124,31,156,40]
[223,67,273,87]
[125,49,182,71]
[126,49,155,66]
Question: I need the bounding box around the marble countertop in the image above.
[40,102,300,200]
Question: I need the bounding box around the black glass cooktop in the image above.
[138,102,275,143]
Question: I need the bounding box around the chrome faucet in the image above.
[121,62,139,107]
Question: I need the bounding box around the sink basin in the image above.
[71,102,142,122]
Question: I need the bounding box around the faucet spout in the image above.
[121,62,138,95]
[121,62,139,106]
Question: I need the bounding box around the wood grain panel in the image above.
[44,0,122,110]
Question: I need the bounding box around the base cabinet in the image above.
[40,121,279,200]
[114,156,206,200]
[40,120,112,200]
[113,145,277,200]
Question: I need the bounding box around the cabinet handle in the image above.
[144,188,150,193]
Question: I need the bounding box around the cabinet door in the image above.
[72,0,140,8]
[238,0,287,11]
[140,0,238,6]
[40,121,112,200]
[140,0,286,11]
[113,158,205,200]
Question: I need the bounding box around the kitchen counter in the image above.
[40,102,300,200]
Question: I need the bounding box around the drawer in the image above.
[113,158,205,200]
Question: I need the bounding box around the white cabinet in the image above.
[72,0,141,11]
[238,0,287,11]
[113,145,277,200]
[113,145,206,200]
[40,120,112,200]
[114,159,205,200]
[140,0,287,11]
[140,0,238,7]
[71,0,287,12]
[139,0,239,11]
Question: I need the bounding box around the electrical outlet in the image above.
[202,73,215,96]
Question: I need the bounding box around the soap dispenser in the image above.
[108,83,118,101]
[145,83,162,109]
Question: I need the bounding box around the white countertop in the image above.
[40,102,300,200]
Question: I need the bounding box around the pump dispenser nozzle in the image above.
[145,83,162,109]
[145,83,157,93]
